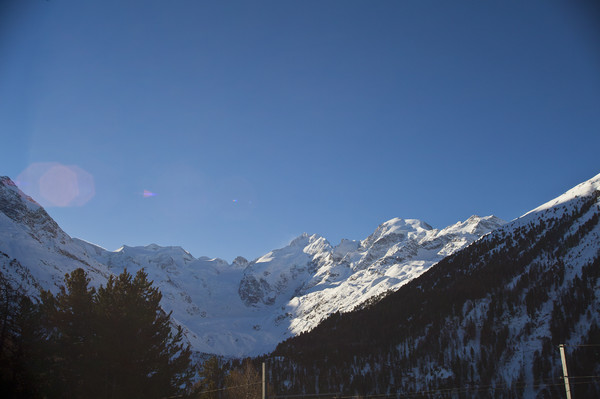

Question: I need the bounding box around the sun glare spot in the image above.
[40,165,79,207]
[16,163,95,207]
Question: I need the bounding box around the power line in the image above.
[272,393,342,398]
[565,375,600,380]
[264,375,600,399]
[187,343,600,398]
[332,378,600,399]
[185,381,262,398]
[184,374,600,399]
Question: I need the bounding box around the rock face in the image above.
[0,176,62,242]
[0,175,504,356]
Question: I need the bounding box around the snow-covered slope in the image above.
[271,172,600,398]
[243,215,505,337]
[523,171,600,217]
[0,177,110,295]
[0,175,504,356]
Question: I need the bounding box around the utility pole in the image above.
[559,344,572,399]
[262,361,266,399]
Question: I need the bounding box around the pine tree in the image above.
[93,268,192,399]
[40,268,192,399]
[0,273,46,398]
[41,268,96,398]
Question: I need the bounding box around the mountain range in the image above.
[2,171,599,397]
[0,175,504,356]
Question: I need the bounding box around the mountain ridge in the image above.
[0,175,504,356]
[269,172,600,398]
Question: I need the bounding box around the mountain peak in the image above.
[443,215,506,236]
[232,256,249,268]
[0,176,65,242]
[0,176,42,210]
[289,232,325,248]
[1,176,17,187]
[361,217,433,249]
[380,218,434,234]
[289,232,309,247]
[523,171,600,218]
[1,176,15,187]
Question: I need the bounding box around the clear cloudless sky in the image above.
[1,0,599,262]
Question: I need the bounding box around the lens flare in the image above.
[16,162,95,207]
[39,165,79,207]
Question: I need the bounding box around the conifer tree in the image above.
[0,273,45,398]
[40,268,192,399]
[93,268,192,399]
[41,268,96,398]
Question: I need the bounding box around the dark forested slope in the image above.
[270,178,600,398]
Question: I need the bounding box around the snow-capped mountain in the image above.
[241,215,505,337]
[0,175,503,356]
[270,172,600,398]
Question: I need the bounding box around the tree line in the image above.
[0,267,272,399]
[0,267,192,398]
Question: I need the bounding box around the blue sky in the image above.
[1,0,599,262]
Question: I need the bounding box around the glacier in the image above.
[0,175,504,356]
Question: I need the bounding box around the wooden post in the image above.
[559,344,572,399]
[262,361,266,399]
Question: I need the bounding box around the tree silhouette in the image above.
[41,268,192,399]
[0,272,45,398]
